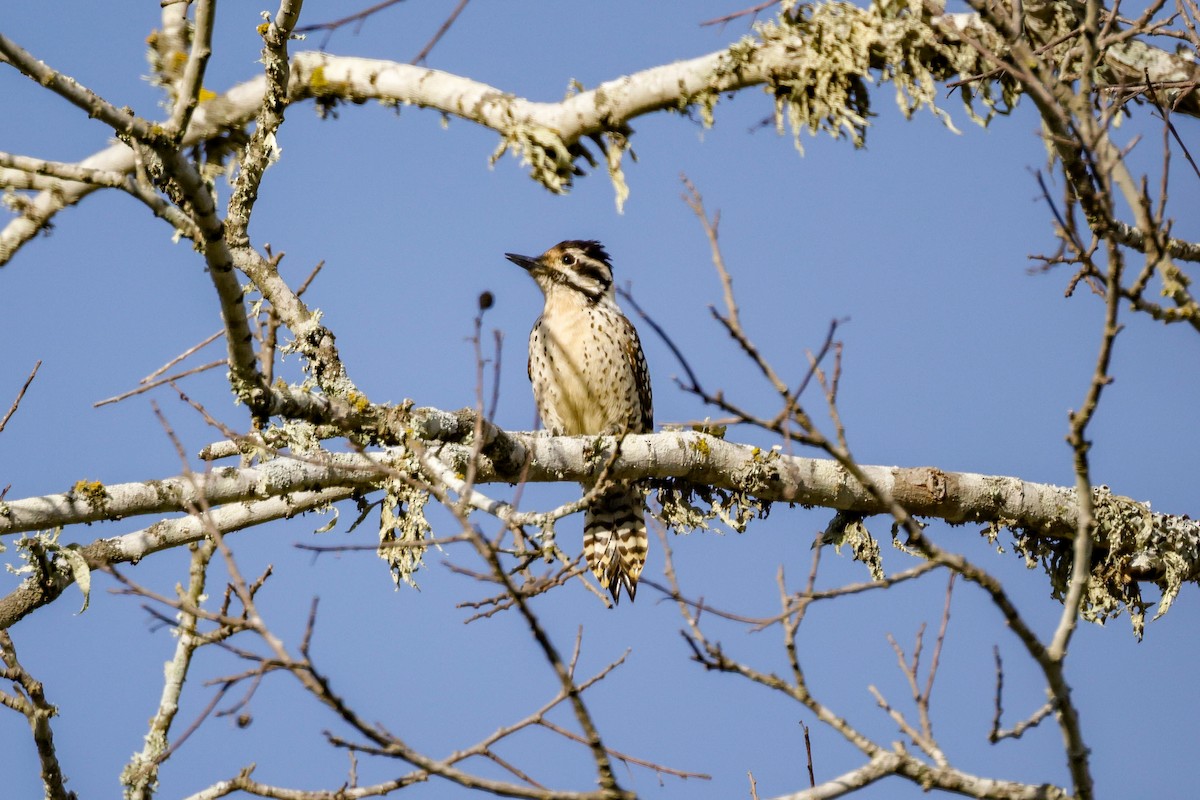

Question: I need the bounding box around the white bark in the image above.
[4,3,1197,263]
[1,426,1193,596]
[0,486,353,630]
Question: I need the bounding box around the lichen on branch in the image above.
[1015,486,1200,639]
[731,0,1020,152]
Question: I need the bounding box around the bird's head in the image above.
[505,240,615,302]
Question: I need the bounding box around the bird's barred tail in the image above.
[583,484,647,605]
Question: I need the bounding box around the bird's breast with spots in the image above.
[529,299,636,436]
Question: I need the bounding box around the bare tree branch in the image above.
[0,360,41,435]
[0,629,76,800]
[0,486,354,630]
[6,2,1198,264]
[411,0,472,65]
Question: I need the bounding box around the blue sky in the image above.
[2,2,1199,798]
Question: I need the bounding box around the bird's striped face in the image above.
[505,240,615,302]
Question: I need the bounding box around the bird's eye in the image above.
[561,253,576,266]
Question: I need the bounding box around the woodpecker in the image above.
[505,241,652,604]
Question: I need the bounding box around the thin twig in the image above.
[0,629,74,800]
[617,285,703,395]
[296,259,326,297]
[700,0,781,27]
[802,722,815,788]
[294,0,407,47]
[142,329,225,384]
[1147,76,1200,182]
[990,647,1057,742]
[411,0,472,65]
[94,360,225,408]
[921,573,956,724]
[0,360,41,434]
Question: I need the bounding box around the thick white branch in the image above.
[0,453,380,534]
[0,74,268,265]
[4,4,1197,264]
[2,429,1194,580]
[0,427,1193,634]
[288,48,741,135]
[0,486,353,630]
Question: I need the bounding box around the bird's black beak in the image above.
[505,252,539,272]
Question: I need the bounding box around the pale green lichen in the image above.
[655,447,776,535]
[821,512,885,580]
[703,0,1022,152]
[498,1,1020,208]
[144,26,190,100]
[310,502,340,534]
[252,420,325,460]
[377,475,433,589]
[601,129,634,213]
[491,122,579,196]
[1011,486,1200,640]
[6,529,91,613]
[656,481,721,534]
[741,0,1019,154]
[732,447,781,494]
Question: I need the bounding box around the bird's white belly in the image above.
[530,303,627,435]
